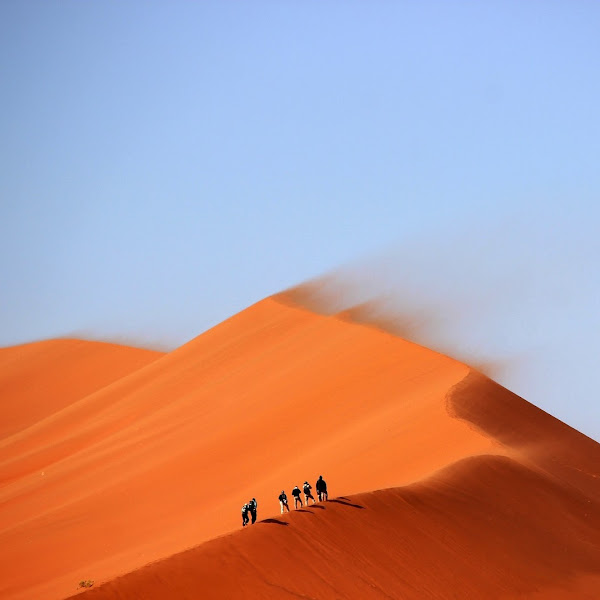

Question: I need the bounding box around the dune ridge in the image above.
[67,455,600,599]
[447,371,600,499]
[1,295,599,599]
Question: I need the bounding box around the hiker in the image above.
[303,480,316,505]
[316,475,328,501]
[279,490,290,513]
[291,485,303,509]
[248,497,257,524]
[241,503,250,527]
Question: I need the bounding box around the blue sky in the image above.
[1,2,599,438]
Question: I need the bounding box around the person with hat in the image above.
[303,480,316,505]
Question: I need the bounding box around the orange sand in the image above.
[0,339,162,440]
[67,456,600,600]
[0,296,598,599]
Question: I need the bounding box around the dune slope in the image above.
[68,455,600,600]
[1,296,598,599]
[0,339,163,440]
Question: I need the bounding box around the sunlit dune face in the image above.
[1,297,598,600]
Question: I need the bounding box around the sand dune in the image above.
[0,339,163,440]
[66,455,600,599]
[1,296,598,599]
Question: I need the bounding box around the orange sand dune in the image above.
[1,296,599,599]
[67,455,600,600]
[0,339,163,440]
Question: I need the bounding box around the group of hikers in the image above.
[241,476,328,526]
[241,497,258,527]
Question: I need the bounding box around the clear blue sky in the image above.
[1,2,599,438]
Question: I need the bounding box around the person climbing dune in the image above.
[279,490,290,513]
[247,497,257,524]
[303,480,316,505]
[316,475,328,501]
[241,503,250,527]
[291,485,303,509]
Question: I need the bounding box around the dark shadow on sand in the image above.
[295,509,314,514]
[309,504,325,509]
[261,518,289,526]
[329,499,365,509]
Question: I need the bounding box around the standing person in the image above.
[279,490,290,513]
[316,475,328,501]
[303,480,316,505]
[291,485,303,509]
[248,497,258,524]
[241,503,250,527]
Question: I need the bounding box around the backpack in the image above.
[242,504,248,514]
[248,500,256,511]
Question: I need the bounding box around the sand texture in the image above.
[1,296,599,599]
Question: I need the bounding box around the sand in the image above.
[67,456,600,600]
[1,296,598,599]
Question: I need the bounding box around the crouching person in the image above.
[241,503,250,527]
[303,480,316,505]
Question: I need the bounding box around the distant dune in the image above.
[0,339,163,440]
[1,296,598,599]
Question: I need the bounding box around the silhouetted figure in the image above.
[241,503,250,527]
[248,497,257,524]
[291,485,303,509]
[303,480,316,504]
[279,490,290,513]
[316,475,328,501]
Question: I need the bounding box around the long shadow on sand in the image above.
[261,518,289,526]
[295,509,314,514]
[329,499,365,509]
[308,504,325,509]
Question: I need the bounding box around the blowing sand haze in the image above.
[1,294,599,599]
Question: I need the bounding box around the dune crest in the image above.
[1,296,598,599]
[66,455,600,600]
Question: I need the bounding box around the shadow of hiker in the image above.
[309,504,325,509]
[295,509,314,514]
[261,518,289,526]
[329,498,365,509]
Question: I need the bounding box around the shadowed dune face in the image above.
[1,296,599,599]
[66,456,600,600]
[447,371,600,499]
